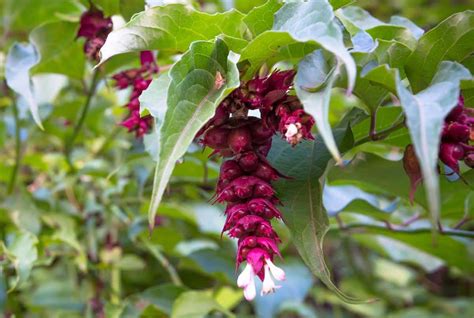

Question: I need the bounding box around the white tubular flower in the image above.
[261,265,281,296]
[266,258,286,281]
[243,278,257,301]
[237,263,254,288]
[237,263,257,301]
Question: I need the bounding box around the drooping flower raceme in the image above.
[199,71,314,300]
[404,95,473,199]
[77,8,113,61]
[112,51,159,138]
[439,96,474,172]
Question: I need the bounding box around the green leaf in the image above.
[405,11,474,93]
[171,291,233,318]
[29,21,85,79]
[273,0,356,93]
[396,61,472,227]
[242,0,282,38]
[147,39,240,226]
[362,64,397,94]
[5,43,42,129]
[91,0,120,16]
[99,4,245,64]
[1,230,38,290]
[267,129,371,304]
[295,50,344,163]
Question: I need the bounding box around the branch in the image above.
[65,69,101,171]
[353,117,406,147]
[330,222,474,238]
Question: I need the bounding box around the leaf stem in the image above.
[7,102,22,194]
[65,69,101,171]
[353,119,406,147]
[331,222,474,238]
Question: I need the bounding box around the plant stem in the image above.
[331,222,474,238]
[65,69,101,171]
[142,240,183,286]
[7,102,22,194]
[353,119,406,147]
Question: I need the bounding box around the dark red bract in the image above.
[112,51,159,138]
[77,8,112,61]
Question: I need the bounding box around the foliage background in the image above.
[0,0,473,317]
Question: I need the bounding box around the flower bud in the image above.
[439,143,464,173]
[204,127,230,149]
[443,122,470,142]
[228,127,252,154]
[238,152,260,172]
[220,160,243,182]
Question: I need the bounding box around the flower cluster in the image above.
[404,96,473,200]
[440,96,474,172]
[199,71,314,300]
[77,8,113,61]
[112,51,159,137]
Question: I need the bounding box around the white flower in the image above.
[266,258,286,281]
[237,263,257,301]
[243,278,257,301]
[261,265,281,295]
[285,123,298,139]
[237,263,254,288]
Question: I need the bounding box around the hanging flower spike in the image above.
[439,95,474,174]
[77,8,113,61]
[112,51,159,138]
[198,71,312,300]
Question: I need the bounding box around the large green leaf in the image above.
[295,50,344,163]
[273,0,356,93]
[242,0,282,38]
[29,21,85,79]
[405,11,474,93]
[396,61,472,227]
[267,129,370,303]
[0,230,38,290]
[5,43,42,128]
[147,39,240,226]
[99,4,245,64]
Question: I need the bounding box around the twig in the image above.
[331,222,474,238]
[7,102,22,194]
[354,119,406,147]
[64,69,101,171]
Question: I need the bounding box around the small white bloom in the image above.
[237,263,254,288]
[285,123,298,139]
[266,259,286,281]
[243,278,257,301]
[261,265,281,295]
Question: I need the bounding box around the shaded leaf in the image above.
[267,129,370,303]
[242,0,282,38]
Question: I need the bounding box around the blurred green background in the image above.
[0,0,473,317]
